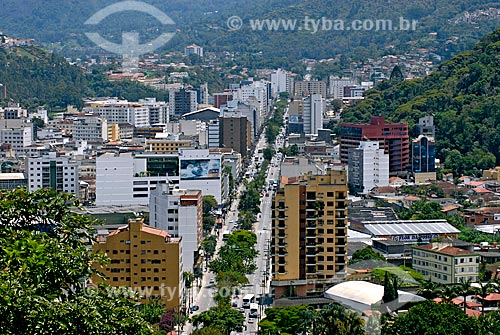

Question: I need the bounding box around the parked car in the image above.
[189,305,199,313]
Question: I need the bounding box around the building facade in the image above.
[72,116,108,142]
[169,88,198,117]
[27,154,79,195]
[340,117,409,174]
[218,113,251,156]
[92,217,183,311]
[348,141,389,194]
[294,80,327,98]
[413,242,480,284]
[149,184,203,273]
[271,168,348,297]
[302,94,323,135]
[95,152,180,206]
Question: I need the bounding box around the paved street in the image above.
[185,112,286,335]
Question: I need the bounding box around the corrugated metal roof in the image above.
[365,220,460,236]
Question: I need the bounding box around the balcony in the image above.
[306,223,317,229]
[306,243,316,247]
[305,235,316,239]
[306,216,317,220]
[277,216,287,220]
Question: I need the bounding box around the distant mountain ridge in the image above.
[0,0,500,59]
[2,0,500,61]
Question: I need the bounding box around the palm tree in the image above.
[416,278,440,299]
[318,303,364,335]
[436,284,457,304]
[456,278,476,313]
[476,281,494,315]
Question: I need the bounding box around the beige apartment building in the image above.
[271,168,348,297]
[412,242,480,284]
[92,217,184,310]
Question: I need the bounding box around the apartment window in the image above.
[327,247,334,252]
[327,192,334,197]
[112,277,119,282]
[327,265,334,270]
[154,268,159,273]
[110,260,120,264]
[327,238,334,243]
[154,250,159,255]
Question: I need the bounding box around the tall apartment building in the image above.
[184,44,204,57]
[270,68,295,97]
[271,168,348,297]
[0,125,33,155]
[92,217,183,311]
[412,135,436,183]
[219,111,251,156]
[222,100,260,140]
[340,116,409,174]
[348,141,389,194]
[83,99,150,128]
[233,81,269,117]
[207,120,220,149]
[412,242,480,284]
[150,184,203,273]
[27,153,79,195]
[294,80,327,98]
[169,88,198,117]
[95,152,180,206]
[72,116,108,142]
[139,98,169,125]
[303,94,323,135]
[328,76,357,99]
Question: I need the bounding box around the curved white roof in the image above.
[324,281,425,312]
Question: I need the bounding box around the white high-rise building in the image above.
[72,116,108,142]
[0,125,33,155]
[28,153,79,195]
[270,68,288,97]
[149,184,203,273]
[95,152,180,206]
[303,94,323,135]
[348,141,389,194]
[233,81,269,117]
[178,148,226,204]
[328,76,357,99]
[139,98,169,125]
[83,99,150,127]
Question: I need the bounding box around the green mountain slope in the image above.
[0,46,167,109]
[341,28,500,175]
[2,0,500,61]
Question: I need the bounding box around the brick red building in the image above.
[340,116,409,174]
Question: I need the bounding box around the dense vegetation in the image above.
[259,303,364,335]
[342,28,500,170]
[0,188,165,334]
[2,0,500,63]
[0,46,168,109]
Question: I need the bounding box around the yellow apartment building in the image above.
[271,168,348,297]
[147,138,193,153]
[93,217,184,310]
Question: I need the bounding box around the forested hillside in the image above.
[341,29,500,175]
[0,46,167,109]
[2,0,500,61]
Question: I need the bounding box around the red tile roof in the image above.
[416,244,477,256]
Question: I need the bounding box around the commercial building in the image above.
[95,152,180,206]
[0,172,27,189]
[363,220,460,242]
[92,217,184,311]
[412,242,480,284]
[340,117,409,174]
[27,153,79,195]
[271,168,348,297]
[178,149,226,204]
[348,141,389,194]
[146,133,193,153]
[412,135,436,183]
[149,184,203,273]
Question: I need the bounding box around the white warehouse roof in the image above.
[365,220,460,237]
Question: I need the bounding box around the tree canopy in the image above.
[0,188,155,334]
